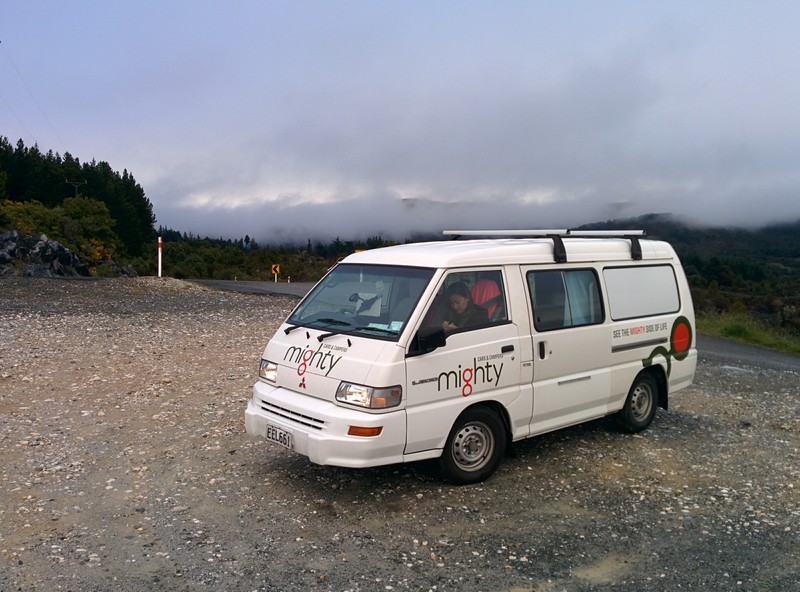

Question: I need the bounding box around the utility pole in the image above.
[65,178,86,198]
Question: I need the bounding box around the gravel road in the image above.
[1,277,798,592]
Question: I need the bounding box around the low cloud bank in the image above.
[155,191,796,245]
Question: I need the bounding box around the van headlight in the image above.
[258,359,278,383]
[336,382,402,409]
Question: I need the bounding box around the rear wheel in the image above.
[439,407,506,484]
[616,372,658,433]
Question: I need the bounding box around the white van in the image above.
[245,230,697,484]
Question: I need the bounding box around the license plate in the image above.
[265,423,293,450]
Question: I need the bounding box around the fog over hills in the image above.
[157,193,800,246]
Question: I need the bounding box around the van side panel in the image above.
[604,260,697,409]
[524,257,697,436]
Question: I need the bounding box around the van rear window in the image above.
[603,265,680,320]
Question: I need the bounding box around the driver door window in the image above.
[425,270,507,334]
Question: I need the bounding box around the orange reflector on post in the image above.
[347,426,383,437]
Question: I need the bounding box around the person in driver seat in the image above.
[441,281,488,332]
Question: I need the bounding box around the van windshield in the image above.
[288,264,435,340]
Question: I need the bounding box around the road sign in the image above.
[271,264,280,275]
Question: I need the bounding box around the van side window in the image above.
[603,265,680,320]
[425,270,508,333]
[528,269,603,331]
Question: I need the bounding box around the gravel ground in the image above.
[1,277,798,592]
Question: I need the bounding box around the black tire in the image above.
[439,407,506,485]
[616,372,659,433]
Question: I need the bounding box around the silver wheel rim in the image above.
[630,381,654,422]
[451,420,494,472]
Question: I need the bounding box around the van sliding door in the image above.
[524,267,612,434]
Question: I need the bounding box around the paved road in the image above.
[195,279,800,371]
[697,333,800,372]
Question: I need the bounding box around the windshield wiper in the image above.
[314,317,354,342]
[315,317,351,327]
[316,321,399,342]
[352,326,400,336]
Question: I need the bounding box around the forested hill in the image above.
[581,213,800,261]
[0,137,156,259]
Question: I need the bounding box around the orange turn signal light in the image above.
[347,426,383,437]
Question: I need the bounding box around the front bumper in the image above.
[245,380,407,468]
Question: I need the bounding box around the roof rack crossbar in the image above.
[444,229,569,237]
[564,230,645,237]
[442,229,646,262]
[443,229,645,237]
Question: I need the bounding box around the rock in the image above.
[1,229,92,277]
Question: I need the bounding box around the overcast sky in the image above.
[3,1,800,242]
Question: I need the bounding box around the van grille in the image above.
[257,400,325,431]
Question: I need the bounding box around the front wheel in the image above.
[615,372,659,433]
[439,407,506,485]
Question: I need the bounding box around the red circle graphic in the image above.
[672,322,690,354]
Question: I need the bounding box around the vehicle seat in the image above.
[471,279,505,321]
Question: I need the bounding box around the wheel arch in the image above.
[642,364,669,411]
[458,400,514,452]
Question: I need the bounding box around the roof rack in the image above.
[442,229,646,263]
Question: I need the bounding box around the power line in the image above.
[0,91,38,144]
[1,39,66,150]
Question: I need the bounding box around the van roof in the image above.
[343,237,678,268]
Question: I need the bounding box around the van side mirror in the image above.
[409,326,447,356]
